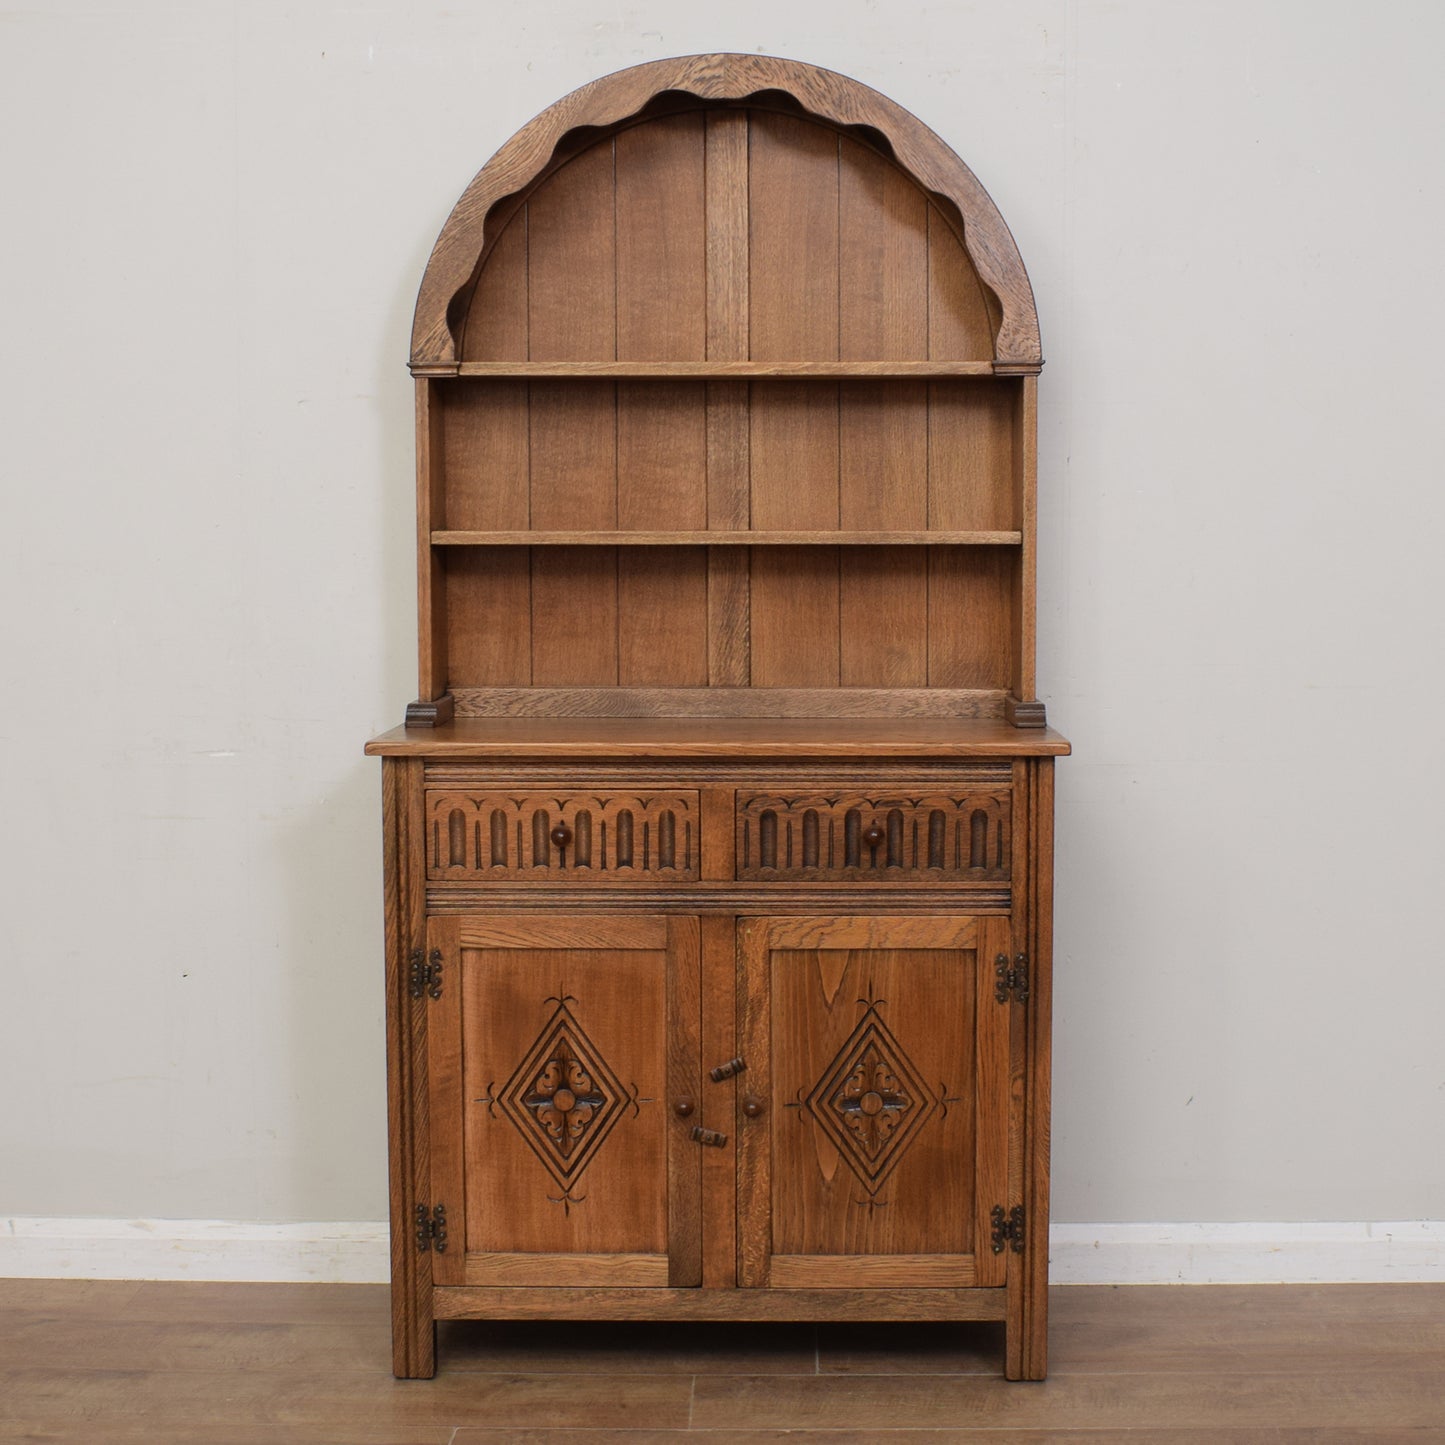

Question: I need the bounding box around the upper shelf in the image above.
[437,361,1034,379]
[432,530,1024,547]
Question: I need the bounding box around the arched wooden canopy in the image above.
[410,53,1041,374]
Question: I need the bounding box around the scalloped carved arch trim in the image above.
[411,53,1041,373]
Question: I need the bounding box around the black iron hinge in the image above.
[415,1203,447,1253]
[409,948,443,1001]
[994,952,1029,1006]
[991,1203,1026,1255]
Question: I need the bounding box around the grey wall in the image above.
[2,0,1441,1225]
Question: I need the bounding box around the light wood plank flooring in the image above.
[1,1280,1442,1441]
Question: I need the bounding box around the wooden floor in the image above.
[2,1280,1443,1442]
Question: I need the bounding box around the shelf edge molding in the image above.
[446,361,1016,378]
[430,530,1025,547]
[410,53,1041,374]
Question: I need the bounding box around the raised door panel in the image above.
[426,914,701,1288]
[737,915,1010,1289]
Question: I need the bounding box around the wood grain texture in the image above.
[426,887,1012,917]
[928,201,996,362]
[458,915,667,949]
[423,913,464,1290]
[767,1256,978,1287]
[749,549,840,689]
[1012,374,1039,701]
[529,547,618,685]
[383,759,435,1378]
[666,915,704,1287]
[615,112,706,362]
[705,547,750,687]
[11,1281,1445,1438]
[927,546,1014,689]
[928,380,1017,532]
[735,916,773,1289]
[699,914,739,1288]
[416,381,447,701]
[411,54,1042,370]
[617,547,709,688]
[447,916,691,1269]
[526,138,616,363]
[749,385,840,530]
[528,381,616,531]
[459,1253,669,1287]
[838,383,929,532]
[763,934,992,1269]
[432,530,1022,545]
[838,545,928,686]
[735,915,1008,1292]
[444,548,531,687]
[748,110,839,362]
[433,1285,1006,1322]
[438,381,530,531]
[616,384,707,531]
[704,109,748,365]
[458,205,527,362]
[367,718,1073,757]
[838,135,928,361]
[453,360,999,376]
[451,687,1006,720]
[1021,757,1055,1380]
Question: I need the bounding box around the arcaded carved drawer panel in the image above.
[736,790,1010,883]
[426,790,700,882]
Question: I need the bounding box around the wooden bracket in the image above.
[405,693,455,727]
[1004,695,1047,729]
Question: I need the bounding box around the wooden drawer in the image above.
[425,789,700,882]
[735,788,1010,884]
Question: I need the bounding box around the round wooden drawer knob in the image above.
[742,1095,765,1118]
[549,824,573,848]
[673,1098,696,1118]
[863,824,886,847]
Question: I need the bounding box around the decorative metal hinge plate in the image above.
[690,1126,728,1148]
[709,1056,747,1082]
[994,952,1029,1006]
[415,1203,447,1253]
[991,1203,1025,1254]
[409,948,443,1000]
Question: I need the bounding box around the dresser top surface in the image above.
[365,718,1070,760]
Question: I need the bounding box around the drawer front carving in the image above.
[736,790,1010,883]
[426,791,700,882]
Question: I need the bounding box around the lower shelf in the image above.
[432,1285,1008,1322]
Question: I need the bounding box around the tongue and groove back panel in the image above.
[423,105,1033,717]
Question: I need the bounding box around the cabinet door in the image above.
[737,915,1011,1289]
[426,913,701,1288]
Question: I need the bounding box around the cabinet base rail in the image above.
[431,1285,1008,1322]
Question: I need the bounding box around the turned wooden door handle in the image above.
[742,1094,765,1118]
[548,824,572,848]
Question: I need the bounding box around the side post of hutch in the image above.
[366,52,1068,1382]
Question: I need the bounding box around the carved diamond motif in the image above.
[805,1006,935,1193]
[500,1002,627,1188]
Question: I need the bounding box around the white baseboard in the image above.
[3,1217,1442,1284]
[1049,1221,1445,1284]
[0,1218,390,1283]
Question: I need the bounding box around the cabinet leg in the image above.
[392,1305,436,1379]
[1004,1248,1049,1380]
